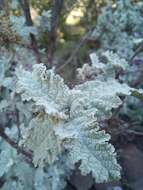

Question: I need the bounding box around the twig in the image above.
[66,180,77,190]
[126,130,143,136]
[129,42,143,63]
[46,0,64,66]
[55,28,94,73]
[0,0,5,10]
[19,0,41,63]
[15,108,21,143]
[0,126,33,160]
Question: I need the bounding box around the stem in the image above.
[55,28,94,73]
[0,0,5,10]
[15,108,21,143]
[46,0,64,66]
[0,127,33,160]
[19,0,41,63]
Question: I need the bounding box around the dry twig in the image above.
[19,0,41,63]
[0,126,33,161]
[46,0,64,66]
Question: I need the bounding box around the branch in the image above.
[126,129,143,137]
[19,0,41,63]
[129,42,143,63]
[15,108,21,143]
[0,127,33,161]
[0,0,5,10]
[46,0,64,66]
[55,28,94,73]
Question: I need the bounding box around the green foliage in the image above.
[92,0,143,59]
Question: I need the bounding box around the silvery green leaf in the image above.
[34,163,67,190]
[10,16,37,38]
[23,116,62,167]
[91,0,143,59]
[0,55,11,87]
[0,100,10,111]
[10,0,19,9]
[16,57,137,184]
[55,115,121,183]
[0,149,14,177]
[38,10,52,31]
[1,159,35,190]
[16,64,70,120]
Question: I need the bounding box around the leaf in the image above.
[74,79,133,115]
[0,149,14,177]
[16,56,136,183]
[55,115,121,183]
[16,64,70,120]
[23,117,62,167]
[10,16,37,39]
[0,55,12,88]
